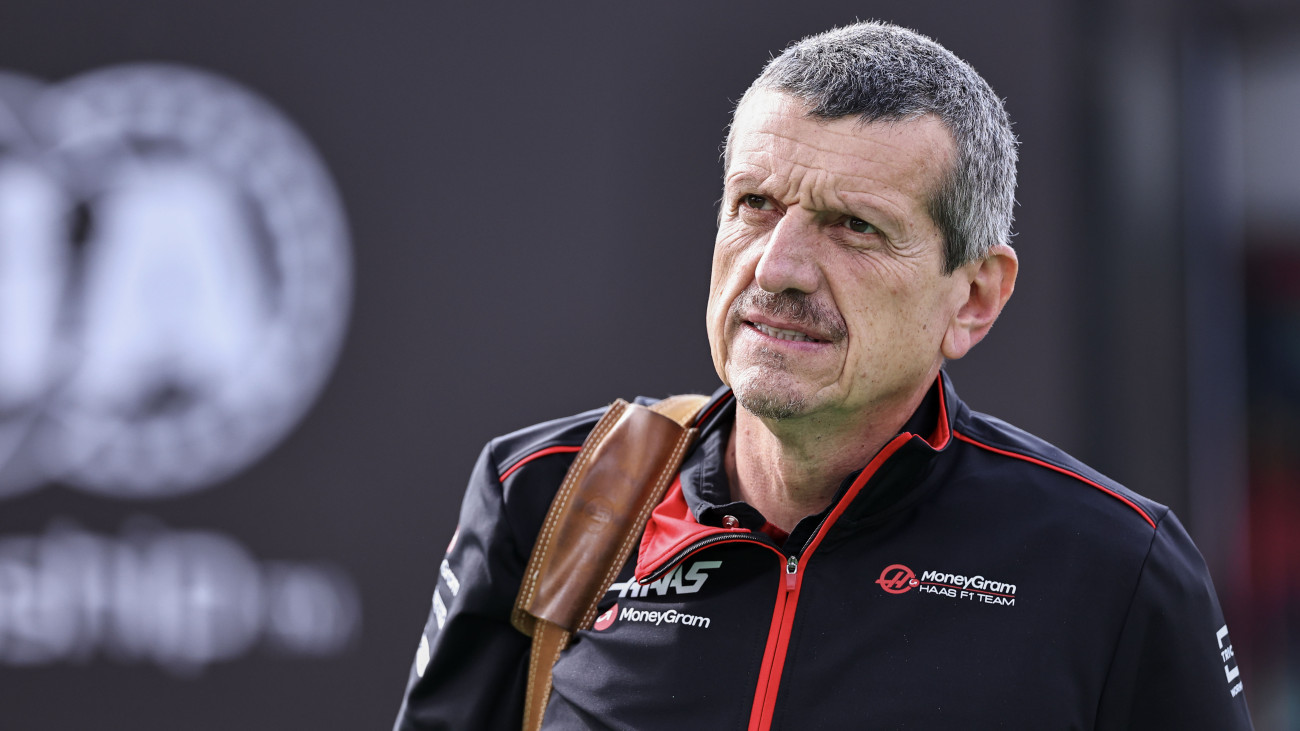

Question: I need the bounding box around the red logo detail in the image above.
[875,564,919,594]
[593,603,618,631]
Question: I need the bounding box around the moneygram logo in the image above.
[875,564,920,594]
[875,562,1018,607]
[593,604,618,631]
[617,605,712,629]
[0,63,351,498]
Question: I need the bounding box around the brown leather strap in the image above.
[514,394,708,731]
[523,622,570,731]
[648,393,710,424]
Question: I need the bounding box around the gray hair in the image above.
[726,21,1017,273]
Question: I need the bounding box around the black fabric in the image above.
[393,375,1254,730]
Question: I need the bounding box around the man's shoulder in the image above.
[485,404,607,485]
[950,406,1169,537]
[485,388,727,485]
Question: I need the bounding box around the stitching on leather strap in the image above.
[515,401,626,622]
[515,395,706,728]
[524,621,570,731]
[577,427,695,630]
[524,624,545,729]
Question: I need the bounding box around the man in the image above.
[395,21,1254,730]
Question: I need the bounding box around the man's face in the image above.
[707,89,974,424]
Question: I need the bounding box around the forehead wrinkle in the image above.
[740,125,940,199]
[731,139,922,239]
[732,109,953,247]
[741,106,941,156]
[736,94,953,172]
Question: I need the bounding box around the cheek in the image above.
[838,270,951,368]
[707,231,754,315]
[710,227,752,277]
[884,280,967,369]
[706,229,757,367]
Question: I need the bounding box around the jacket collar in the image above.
[636,372,960,578]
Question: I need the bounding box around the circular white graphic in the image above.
[0,64,351,498]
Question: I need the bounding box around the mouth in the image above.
[748,321,827,344]
[726,288,847,348]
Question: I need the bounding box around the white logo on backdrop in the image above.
[0,520,361,674]
[0,64,351,498]
[0,65,359,671]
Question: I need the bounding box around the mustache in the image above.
[730,288,847,341]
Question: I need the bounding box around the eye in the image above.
[846,217,878,235]
[741,194,773,211]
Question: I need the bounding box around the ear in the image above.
[941,244,1018,360]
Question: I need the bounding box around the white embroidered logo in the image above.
[606,560,722,598]
[1216,624,1244,698]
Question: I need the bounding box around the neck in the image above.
[725,378,936,533]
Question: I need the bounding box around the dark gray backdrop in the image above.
[0,0,1262,728]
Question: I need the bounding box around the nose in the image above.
[754,213,820,294]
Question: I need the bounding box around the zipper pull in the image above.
[786,555,798,590]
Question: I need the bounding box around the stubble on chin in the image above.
[730,349,810,421]
[736,389,808,421]
[722,288,845,422]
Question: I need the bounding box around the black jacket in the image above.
[395,375,1254,730]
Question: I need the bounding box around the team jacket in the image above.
[394,374,1254,730]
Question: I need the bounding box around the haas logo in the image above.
[875,564,920,594]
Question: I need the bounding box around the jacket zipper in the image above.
[641,527,821,731]
[749,531,827,731]
[639,531,797,731]
[749,433,914,729]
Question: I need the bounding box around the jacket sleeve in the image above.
[1095,510,1254,730]
[392,442,545,731]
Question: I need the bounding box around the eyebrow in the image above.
[723,169,768,194]
[724,169,908,238]
[839,192,909,235]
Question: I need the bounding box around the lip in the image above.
[739,320,836,354]
[743,313,834,344]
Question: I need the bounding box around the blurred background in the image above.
[0,0,1295,727]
